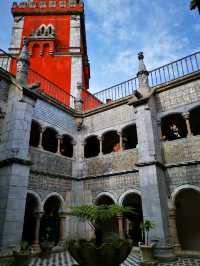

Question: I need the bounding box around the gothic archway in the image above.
[22,192,41,245]
[175,188,200,251]
[121,192,143,245]
[95,194,118,239]
[40,195,61,246]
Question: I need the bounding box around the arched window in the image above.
[40,26,45,35]
[84,136,100,158]
[122,124,138,150]
[47,25,54,35]
[32,44,40,57]
[29,120,41,147]
[60,135,73,158]
[42,128,58,153]
[190,107,200,136]
[161,114,187,141]
[102,131,120,154]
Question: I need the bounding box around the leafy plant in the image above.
[66,204,136,245]
[190,0,200,13]
[140,220,155,246]
[20,241,29,253]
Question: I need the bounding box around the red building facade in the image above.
[10,0,90,107]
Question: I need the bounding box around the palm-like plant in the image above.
[190,0,200,13]
[66,204,136,244]
[140,220,155,246]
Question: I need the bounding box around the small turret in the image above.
[16,37,30,87]
[137,52,150,95]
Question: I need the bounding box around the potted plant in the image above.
[139,220,157,265]
[66,204,136,266]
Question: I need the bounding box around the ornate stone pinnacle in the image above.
[137,51,150,94]
[16,36,30,86]
[137,51,148,75]
[138,52,144,60]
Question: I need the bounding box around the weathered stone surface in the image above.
[156,80,200,113]
[86,149,138,176]
[30,147,73,177]
[163,136,200,164]
[29,173,72,200]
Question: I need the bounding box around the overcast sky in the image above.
[0,0,200,93]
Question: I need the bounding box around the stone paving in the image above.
[28,250,200,266]
[158,257,200,266]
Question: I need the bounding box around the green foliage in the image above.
[140,220,155,246]
[20,241,29,252]
[66,204,136,234]
[190,0,200,13]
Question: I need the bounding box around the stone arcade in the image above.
[0,0,200,265]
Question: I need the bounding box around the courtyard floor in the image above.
[28,250,200,266]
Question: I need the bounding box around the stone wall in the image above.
[85,149,138,177]
[30,147,73,177]
[162,135,200,164]
[0,80,9,137]
[84,173,140,203]
[167,164,200,193]
[33,99,77,136]
[84,104,135,136]
[28,172,72,201]
[156,79,200,113]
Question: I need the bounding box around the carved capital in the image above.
[182,112,190,120]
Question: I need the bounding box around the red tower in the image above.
[10,0,90,107]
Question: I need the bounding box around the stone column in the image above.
[56,134,62,154]
[117,214,124,239]
[38,126,45,149]
[182,112,192,137]
[98,136,103,155]
[16,37,30,87]
[58,212,66,245]
[0,85,36,250]
[71,139,77,158]
[117,131,123,151]
[168,205,181,252]
[32,211,44,251]
[129,52,175,261]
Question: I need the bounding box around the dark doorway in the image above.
[95,195,118,239]
[190,107,200,136]
[175,189,200,251]
[161,114,187,141]
[102,131,120,154]
[84,136,100,158]
[60,135,73,158]
[40,196,61,246]
[42,128,58,153]
[22,193,39,245]
[29,121,41,147]
[122,124,138,150]
[122,193,143,245]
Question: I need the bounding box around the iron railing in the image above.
[0,49,200,111]
[28,68,76,109]
[0,49,76,110]
[149,51,200,87]
[84,51,200,110]
[0,49,12,71]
